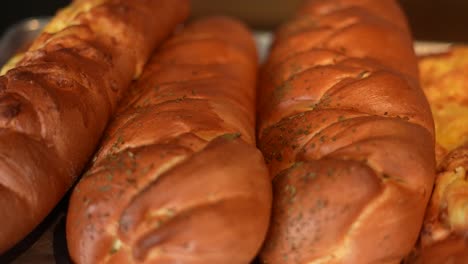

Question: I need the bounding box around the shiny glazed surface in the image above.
[0,0,189,253]
[67,17,272,264]
[257,0,436,263]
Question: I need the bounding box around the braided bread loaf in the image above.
[66,17,272,264]
[0,0,189,253]
[257,0,436,263]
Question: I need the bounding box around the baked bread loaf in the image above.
[0,0,189,253]
[66,17,272,264]
[406,47,468,264]
[257,0,436,263]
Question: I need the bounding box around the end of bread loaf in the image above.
[68,137,271,263]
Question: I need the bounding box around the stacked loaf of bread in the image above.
[0,0,189,253]
[257,0,436,263]
[66,17,272,264]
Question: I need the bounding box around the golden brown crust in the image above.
[66,17,272,264]
[0,0,189,253]
[258,0,435,263]
[407,236,468,264]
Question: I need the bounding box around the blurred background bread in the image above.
[406,46,468,264]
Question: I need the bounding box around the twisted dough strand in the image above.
[67,17,272,264]
[258,1,435,263]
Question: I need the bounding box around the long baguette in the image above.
[66,17,272,264]
[257,0,436,263]
[406,47,468,264]
[0,0,189,253]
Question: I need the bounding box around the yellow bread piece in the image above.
[409,47,468,263]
